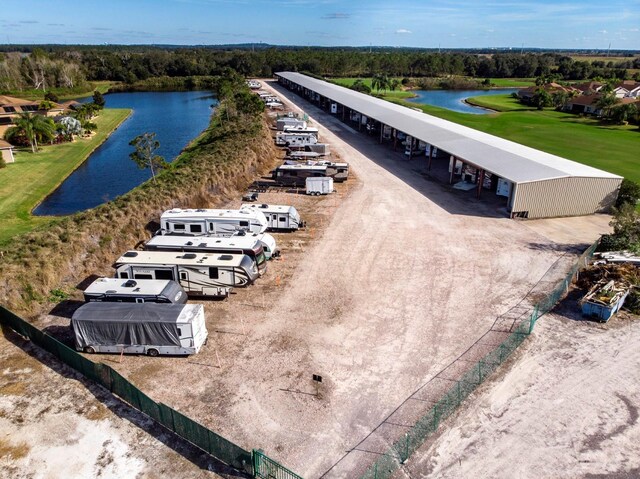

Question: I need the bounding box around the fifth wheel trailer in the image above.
[72,303,207,356]
[114,250,260,297]
[83,277,187,304]
[159,208,268,236]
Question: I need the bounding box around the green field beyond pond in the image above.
[331,77,638,183]
[0,108,131,245]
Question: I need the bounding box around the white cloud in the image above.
[598,29,608,34]
[395,29,412,34]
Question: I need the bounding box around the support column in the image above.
[342,106,345,122]
[393,129,397,151]
[477,169,485,199]
[427,146,433,171]
[449,156,455,184]
[379,125,384,144]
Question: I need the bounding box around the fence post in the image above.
[401,433,409,463]
[457,381,461,405]
[477,360,483,383]
[528,305,539,334]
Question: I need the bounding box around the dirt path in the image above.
[402,311,640,479]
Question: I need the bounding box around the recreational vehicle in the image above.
[276,118,306,131]
[159,208,268,236]
[114,250,259,297]
[282,125,319,136]
[72,303,207,356]
[275,132,318,147]
[240,204,303,231]
[144,234,268,275]
[304,143,330,156]
[83,278,187,304]
[272,164,328,187]
[316,161,349,182]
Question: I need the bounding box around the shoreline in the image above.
[29,108,133,217]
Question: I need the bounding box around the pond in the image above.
[34,91,216,216]
[406,89,518,114]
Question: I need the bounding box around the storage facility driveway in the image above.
[97,81,612,478]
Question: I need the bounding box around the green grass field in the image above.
[387,93,639,182]
[0,108,131,245]
[487,78,535,87]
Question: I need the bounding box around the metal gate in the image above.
[253,450,303,479]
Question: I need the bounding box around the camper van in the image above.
[159,208,268,236]
[144,234,268,275]
[272,164,328,187]
[240,204,303,231]
[275,132,318,147]
[114,250,259,297]
[83,278,187,304]
[72,303,207,356]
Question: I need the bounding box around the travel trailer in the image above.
[240,204,303,231]
[144,233,268,275]
[282,125,319,136]
[114,250,260,297]
[272,164,328,187]
[275,132,318,147]
[276,118,306,131]
[83,278,187,304]
[306,177,333,196]
[159,208,268,236]
[72,303,207,356]
[283,160,349,182]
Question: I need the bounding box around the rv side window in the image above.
[155,270,174,280]
[177,328,182,336]
[119,272,129,279]
[174,224,185,231]
[209,267,219,279]
[240,221,249,227]
[134,274,153,280]
[208,223,214,232]
[279,217,286,222]
[190,224,202,233]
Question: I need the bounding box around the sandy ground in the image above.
[402,306,640,479]
[0,328,241,479]
[4,79,616,478]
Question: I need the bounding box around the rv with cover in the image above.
[83,278,187,304]
[114,250,259,297]
[72,303,207,356]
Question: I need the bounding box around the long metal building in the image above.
[275,72,622,219]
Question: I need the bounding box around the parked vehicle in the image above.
[282,126,319,136]
[272,164,328,187]
[304,143,330,156]
[72,303,207,356]
[275,132,318,147]
[240,203,303,231]
[159,208,268,236]
[145,233,268,275]
[83,277,187,304]
[276,118,306,131]
[306,177,334,195]
[284,160,348,182]
[114,250,259,297]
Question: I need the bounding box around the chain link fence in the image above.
[358,241,599,479]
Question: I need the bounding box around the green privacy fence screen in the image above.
[0,305,257,475]
[358,240,599,479]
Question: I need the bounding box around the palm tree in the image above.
[532,88,552,110]
[595,92,619,119]
[371,73,391,93]
[4,112,55,153]
[610,103,638,125]
[551,91,569,110]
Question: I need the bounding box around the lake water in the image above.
[407,89,518,114]
[34,91,216,216]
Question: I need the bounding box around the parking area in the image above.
[29,80,614,478]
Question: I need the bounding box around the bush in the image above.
[615,178,640,208]
[0,156,6,169]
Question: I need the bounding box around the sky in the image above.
[1,0,639,50]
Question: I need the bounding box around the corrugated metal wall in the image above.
[512,177,622,218]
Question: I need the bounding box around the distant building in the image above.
[573,81,605,95]
[612,80,640,99]
[0,139,15,163]
[517,83,580,103]
[0,95,66,138]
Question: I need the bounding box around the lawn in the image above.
[384,94,640,182]
[465,93,530,112]
[487,78,535,88]
[0,108,131,245]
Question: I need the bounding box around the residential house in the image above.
[517,82,580,103]
[573,81,605,95]
[0,95,66,137]
[612,80,640,99]
[565,94,603,115]
[0,139,15,164]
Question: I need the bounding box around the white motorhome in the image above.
[72,303,207,356]
[282,125,319,136]
[247,80,261,89]
[145,233,268,275]
[160,208,268,236]
[306,177,333,196]
[275,132,318,147]
[114,250,259,297]
[83,278,187,304]
[272,164,328,187]
[240,204,303,231]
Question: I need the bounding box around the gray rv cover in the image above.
[72,303,185,348]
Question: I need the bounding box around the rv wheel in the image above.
[83,346,95,354]
[147,348,159,357]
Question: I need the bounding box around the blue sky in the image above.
[1,0,639,49]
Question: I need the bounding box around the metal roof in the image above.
[275,72,621,184]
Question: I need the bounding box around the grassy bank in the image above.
[388,93,640,182]
[0,89,278,315]
[0,108,131,245]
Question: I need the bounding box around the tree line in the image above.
[1,46,638,93]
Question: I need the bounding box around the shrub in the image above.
[0,156,6,169]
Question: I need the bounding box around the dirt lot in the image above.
[402,307,640,479]
[2,80,616,478]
